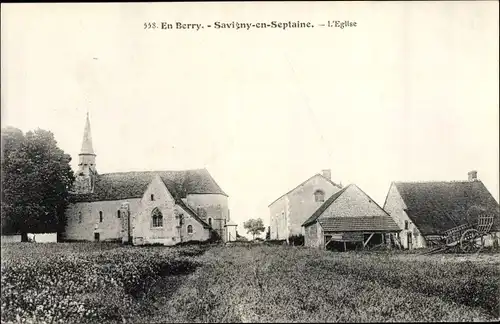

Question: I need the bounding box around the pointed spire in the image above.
[80,112,95,155]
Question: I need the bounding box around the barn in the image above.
[383,171,500,250]
[302,184,401,251]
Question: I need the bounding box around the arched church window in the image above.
[152,208,163,228]
[314,190,325,202]
[99,211,103,223]
[187,225,193,234]
[117,210,121,218]
[208,218,212,227]
[151,194,155,201]
[78,212,82,223]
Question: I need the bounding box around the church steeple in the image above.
[78,112,97,175]
[80,112,95,155]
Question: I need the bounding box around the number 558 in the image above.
[144,22,157,29]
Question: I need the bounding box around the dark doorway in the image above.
[94,232,100,242]
[326,240,361,252]
[363,233,383,247]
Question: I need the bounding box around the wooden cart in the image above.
[425,206,494,254]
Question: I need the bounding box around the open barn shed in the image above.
[302,184,401,251]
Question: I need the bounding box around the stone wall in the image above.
[383,183,423,249]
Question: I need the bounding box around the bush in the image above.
[0,243,202,323]
[265,239,286,245]
[288,234,304,246]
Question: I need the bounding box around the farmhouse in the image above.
[302,184,400,250]
[268,170,342,240]
[383,171,500,250]
[64,113,234,245]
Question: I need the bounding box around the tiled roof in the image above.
[268,173,342,207]
[70,169,227,203]
[302,186,349,226]
[319,216,400,232]
[393,181,500,235]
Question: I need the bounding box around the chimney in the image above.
[321,169,331,180]
[468,170,478,181]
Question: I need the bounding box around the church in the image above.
[64,114,236,245]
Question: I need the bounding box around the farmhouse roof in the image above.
[70,168,227,203]
[268,173,342,207]
[391,181,500,235]
[318,216,400,232]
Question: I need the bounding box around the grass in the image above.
[1,242,499,323]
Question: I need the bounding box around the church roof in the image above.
[389,180,500,235]
[70,169,227,202]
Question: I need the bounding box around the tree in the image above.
[1,127,26,234]
[243,218,265,240]
[1,127,75,240]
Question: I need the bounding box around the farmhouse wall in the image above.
[269,196,287,240]
[383,184,425,249]
[288,175,340,236]
[65,198,141,241]
[270,175,341,240]
[304,222,323,248]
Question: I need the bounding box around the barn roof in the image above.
[69,169,227,203]
[392,181,500,235]
[302,186,349,226]
[319,216,400,232]
[302,184,400,232]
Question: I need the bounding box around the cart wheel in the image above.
[445,234,454,246]
[460,229,484,253]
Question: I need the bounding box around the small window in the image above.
[314,190,325,202]
[404,220,409,230]
[78,212,82,223]
[151,194,155,201]
[117,210,121,218]
[187,225,193,234]
[208,218,212,226]
[179,214,184,226]
[152,208,163,228]
[99,211,103,223]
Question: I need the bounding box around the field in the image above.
[1,242,499,323]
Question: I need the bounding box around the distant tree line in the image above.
[1,127,74,241]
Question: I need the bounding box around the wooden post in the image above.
[324,236,335,250]
[363,233,375,248]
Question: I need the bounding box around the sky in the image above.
[2,2,499,239]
